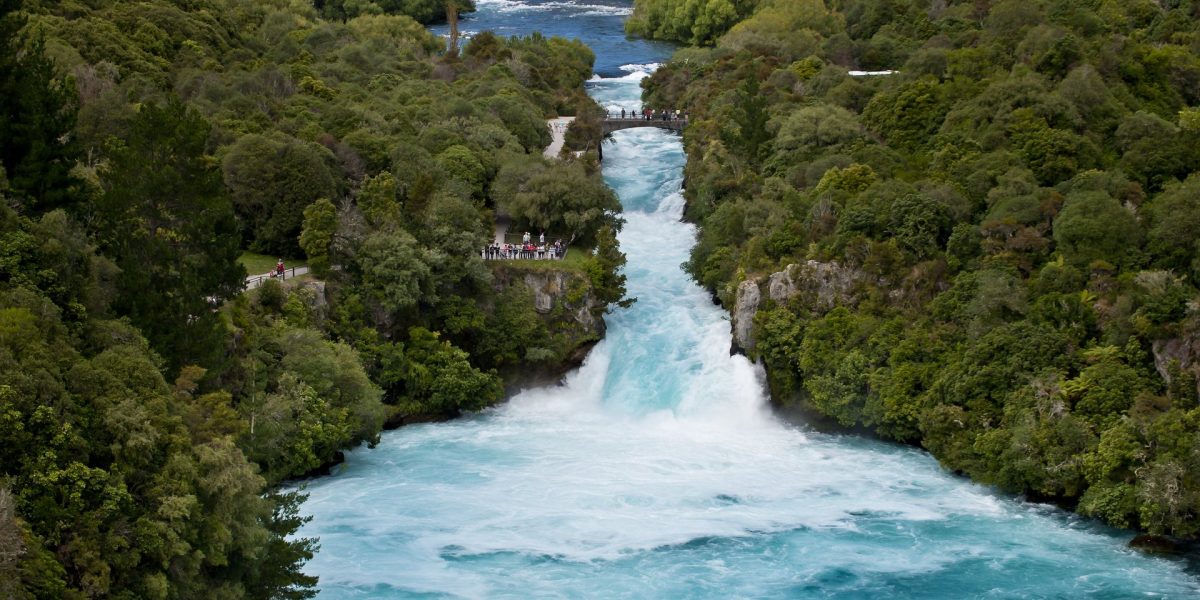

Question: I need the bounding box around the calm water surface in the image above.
[297,2,1200,597]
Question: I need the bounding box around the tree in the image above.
[318,0,475,24]
[1051,191,1140,267]
[435,144,485,197]
[396,327,502,415]
[222,133,339,256]
[241,373,352,480]
[885,193,950,259]
[1061,347,1153,429]
[492,156,620,246]
[724,75,770,166]
[719,0,839,60]
[625,0,761,46]
[357,230,433,318]
[0,305,317,597]
[863,77,947,151]
[1181,107,1200,133]
[776,105,865,156]
[1116,111,1191,191]
[358,171,403,229]
[584,223,634,310]
[418,190,491,299]
[96,100,245,369]
[300,198,338,275]
[445,1,458,56]
[1145,175,1200,279]
[0,2,80,214]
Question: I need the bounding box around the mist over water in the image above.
[298,2,1199,598]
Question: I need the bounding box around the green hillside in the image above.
[640,0,1200,539]
[0,0,627,595]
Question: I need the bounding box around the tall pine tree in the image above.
[97,100,245,370]
[0,0,80,214]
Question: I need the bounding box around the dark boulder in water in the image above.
[1129,534,1181,554]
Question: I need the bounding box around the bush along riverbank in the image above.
[0,0,627,595]
[636,0,1200,544]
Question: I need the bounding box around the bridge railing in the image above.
[604,110,689,123]
[498,232,570,246]
[246,267,299,288]
[481,244,568,261]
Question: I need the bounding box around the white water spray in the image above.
[295,64,1199,600]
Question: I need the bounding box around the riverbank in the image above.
[289,2,1199,598]
[642,0,1200,547]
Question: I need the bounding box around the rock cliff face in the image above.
[730,260,867,356]
[731,280,760,354]
[515,269,604,336]
[490,264,607,390]
[1150,314,1200,398]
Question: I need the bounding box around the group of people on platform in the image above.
[482,231,566,261]
[614,108,686,121]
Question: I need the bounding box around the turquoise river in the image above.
[295,1,1200,597]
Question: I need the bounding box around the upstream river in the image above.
[296,1,1200,597]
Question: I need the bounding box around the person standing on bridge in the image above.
[621,108,626,119]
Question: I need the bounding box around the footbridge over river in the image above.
[601,116,687,135]
[596,115,686,161]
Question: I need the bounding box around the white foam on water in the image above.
[475,0,632,16]
[294,23,1199,600]
[589,70,649,83]
[620,62,661,73]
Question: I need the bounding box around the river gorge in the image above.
[294,1,1200,597]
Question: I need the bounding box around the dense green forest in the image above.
[639,0,1200,539]
[314,0,476,25]
[0,0,625,595]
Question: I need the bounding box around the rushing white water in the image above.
[295,70,1198,598]
[298,3,1199,596]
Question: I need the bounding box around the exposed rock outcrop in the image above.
[731,279,761,354]
[768,261,865,310]
[1129,534,1184,554]
[500,269,605,338]
[731,260,867,356]
[1150,314,1200,398]
[490,264,607,392]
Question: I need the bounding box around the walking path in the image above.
[544,116,574,158]
[246,266,309,290]
[494,214,511,244]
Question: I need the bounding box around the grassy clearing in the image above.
[239,251,305,276]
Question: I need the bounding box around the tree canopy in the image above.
[1,0,625,594]
[640,0,1200,539]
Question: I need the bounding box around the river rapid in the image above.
[295,2,1200,597]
